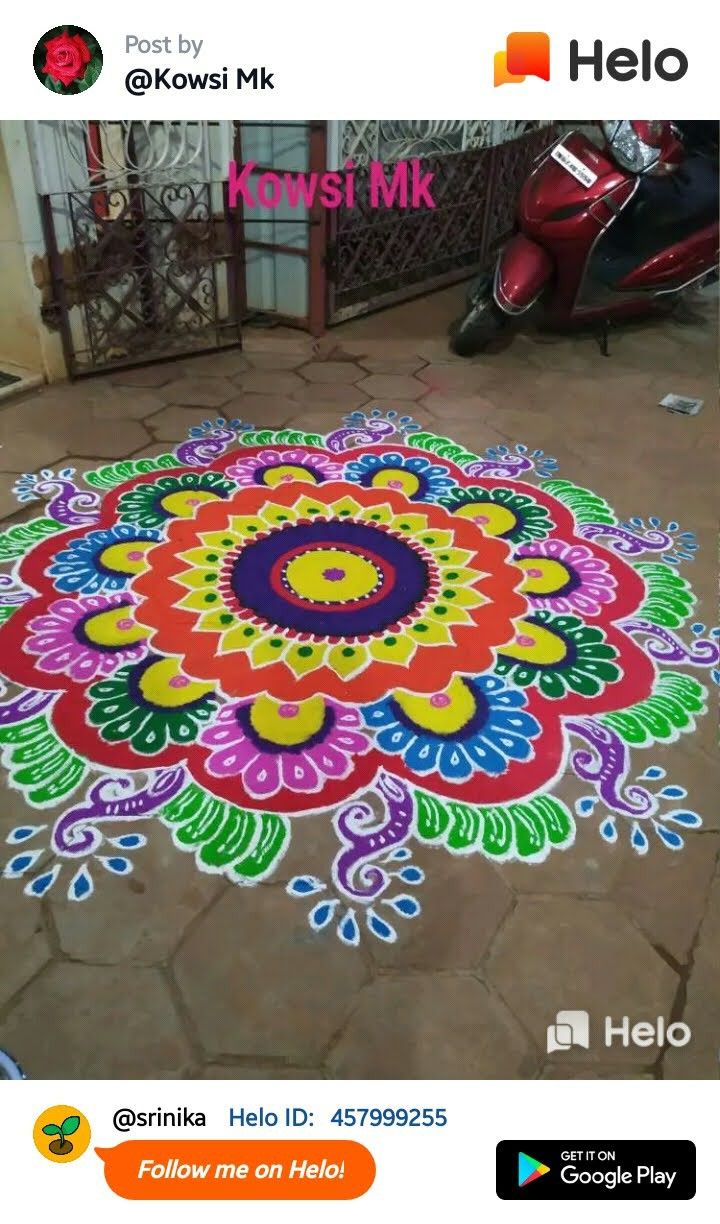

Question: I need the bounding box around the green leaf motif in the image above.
[42,1124,62,1137]
[84,455,177,490]
[161,783,290,881]
[240,430,323,448]
[414,789,573,860]
[0,715,87,806]
[410,431,480,467]
[61,1115,81,1137]
[0,518,65,563]
[600,672,707,746]
[634,562,696,629]
[540,478,617,526]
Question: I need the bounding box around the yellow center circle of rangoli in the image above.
[454,501,517,536]
[517,556,572,595]
[97,540,155,575]
[262,464,319,487]
[283,549,381,604]
[370,468,421,496]
[160,489,223,517]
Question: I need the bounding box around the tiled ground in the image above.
[0,284,717,1080]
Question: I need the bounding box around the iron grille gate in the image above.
[33,120,241,378]
[326,122,555,322]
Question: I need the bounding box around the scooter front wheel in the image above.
[449,294,506,357]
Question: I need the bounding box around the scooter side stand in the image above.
[596,319,612,357]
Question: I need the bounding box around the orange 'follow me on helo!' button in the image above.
[96,1139,376,1200]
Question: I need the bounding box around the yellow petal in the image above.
[174,567,219,590]
[197,530,242,551]
[407,617,452,644]
[429,547,475,567]
[389,513,428,534]
[284,640,328,676]
[292,496,332,520]
[326,642,370,679]
[177,588,225,613]
[220,621,264,653]
[260,503,299,528]
[428,602,473,626]
[250,634,289,667]
[358,502,395,524]
[329,494,364,518]
[369,634,417,666]
[228,515,270,539]
[180,546,230,568]
[438,565,481,586]
[416,528,454,550]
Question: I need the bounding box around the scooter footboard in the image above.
[495,234,554,314]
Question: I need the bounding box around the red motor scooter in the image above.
[450,120,719,356]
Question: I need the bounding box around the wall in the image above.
[0,121,65,380]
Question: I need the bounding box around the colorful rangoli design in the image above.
[1,412,717,946]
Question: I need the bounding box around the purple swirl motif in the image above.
[51,765,187,857]
[175,426,237,467]
[464,455,533,478]
[0,575,30,607]
[619,618,720,667]
[332,772,414,900]
[566,718,658,817]
[19,474,101,526]
[325,420,397,454]
[0,687,55,726]
[576,522,673,555]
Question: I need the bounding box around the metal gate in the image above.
[326,121,554,322]
[32,120,243,377]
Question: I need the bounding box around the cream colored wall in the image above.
[0,135,44,371]
[0,122,66,381]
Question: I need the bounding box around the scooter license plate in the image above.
[551,143,598,187]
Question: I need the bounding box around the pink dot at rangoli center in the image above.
[186,497,201,506]
[430,693,451,708]
[526,567,543,578]
[388,479,404,490]
[474,514,490,524]
[281,473,294,482]
[279,703,299,718]
[117,618,134,630]
[516,634,535,647]
[127,550,143,561]
[169,675,190,688]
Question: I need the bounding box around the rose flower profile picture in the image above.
[34,25,103,94]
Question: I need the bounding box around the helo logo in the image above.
[494,32,550,86]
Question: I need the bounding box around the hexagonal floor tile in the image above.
[356,374,427,400]
[371,846,512,971]
[0,963,193,1077]
[487,898,679,1064]
[235,371,307,396]
[327,976,536,1078]
[298,361,365,384]
[50,825,225,966]
[0,891,50,1009]
[173,888,369,1062]
[157,377,237,408]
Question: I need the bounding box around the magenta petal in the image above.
[50,598,83,622]
[331,730,370,755]
[280,753,320,792]
[200,722,246,749]
[207,744,259,778]
[243,754,281,797]
[309,743,350,780]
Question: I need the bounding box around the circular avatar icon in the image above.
[34,26,103,94]
[33,1105,91,1163]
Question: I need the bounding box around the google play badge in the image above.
[518,1152,551,1188]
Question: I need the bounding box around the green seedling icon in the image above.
[42,1114,81,1156]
